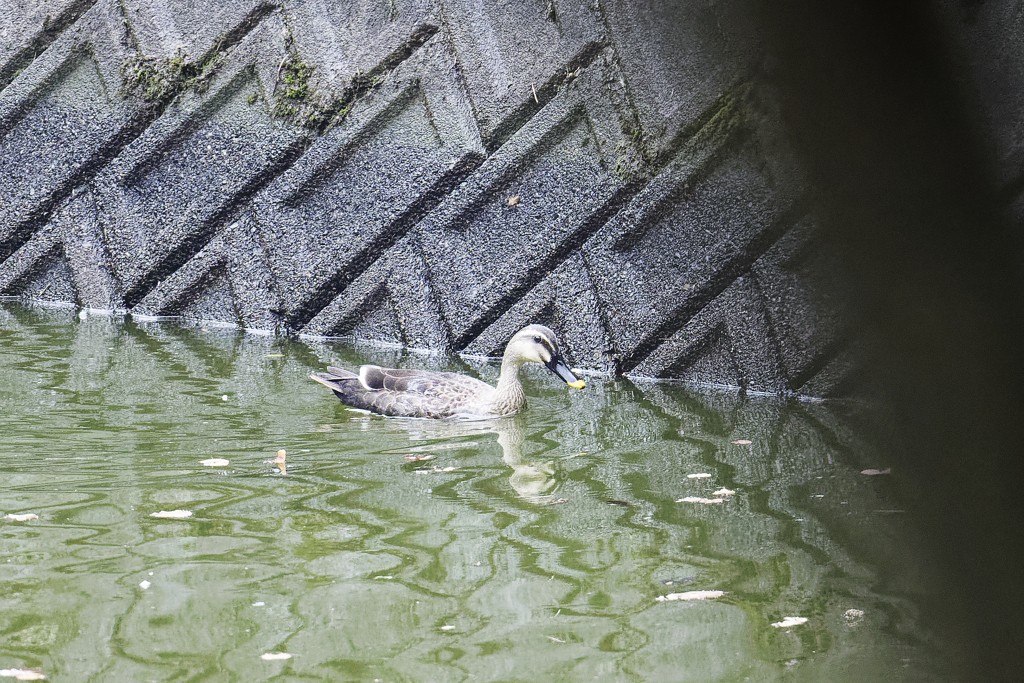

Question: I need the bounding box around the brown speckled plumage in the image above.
[310,325,585,418]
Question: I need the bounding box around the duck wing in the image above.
[313,366,495,418]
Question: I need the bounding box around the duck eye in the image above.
[532,335,543,344]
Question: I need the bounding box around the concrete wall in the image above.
[936,0,1024,232]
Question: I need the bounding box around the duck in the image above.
[310,324,586,418]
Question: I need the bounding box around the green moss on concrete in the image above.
[614,119,653,185]
[120,48,224,104]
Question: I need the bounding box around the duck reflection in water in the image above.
[495,415,561,503]
[394,414,563,504]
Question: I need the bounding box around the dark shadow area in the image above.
[752,1,1024,679]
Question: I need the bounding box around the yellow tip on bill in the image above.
[567,379,586,389]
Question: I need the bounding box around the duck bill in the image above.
[546,354,586,389]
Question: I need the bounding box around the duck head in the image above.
[506,324,586,388]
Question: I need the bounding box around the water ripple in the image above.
[0,303,950,681]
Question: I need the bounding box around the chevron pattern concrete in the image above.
[0,0,855,396]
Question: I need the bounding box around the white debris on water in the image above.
[260,653,292,661]
[0,668,47,680]
[686,473,712,479]
[200,458,230,467]
[713,488,735,496]
[771,616,808,628]
[4,513,38,522]
[844,608,865,625]
[676,496,724,504]
[656,590,726,602]
[139,580,151,590]
[150,510,193,519]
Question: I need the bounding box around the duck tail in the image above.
[325,366,358,380]
[310,368,358,391]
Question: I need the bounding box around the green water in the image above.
[0,302,953,682]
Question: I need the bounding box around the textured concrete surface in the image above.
[6,0,1011,397]
[935,1,1024,230]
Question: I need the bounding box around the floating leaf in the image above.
[260,653,292,661]
[860,468,891,475]
[732,439,752,445]
[150,510,192,519]
[676,496,724,504]
[4,513,38,522]
[656,590,726,602]
[686,473,712,479]
[200,458,229,467]
[507,196,520,206]
[771,616,808,628]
